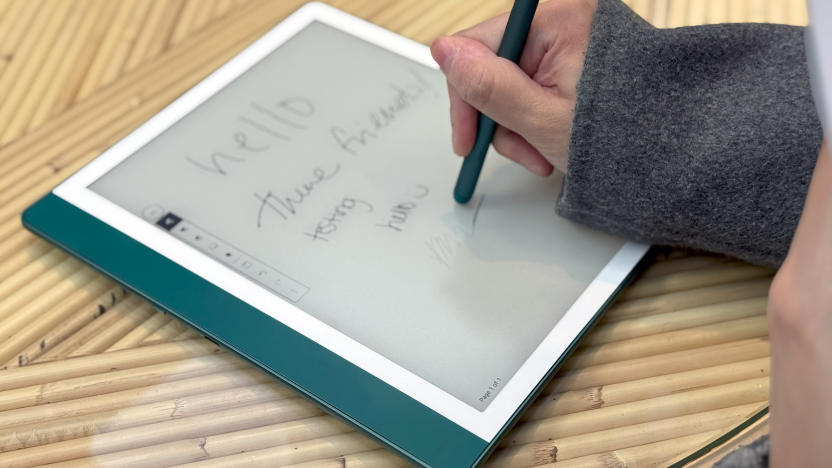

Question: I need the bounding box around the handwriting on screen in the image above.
[184,68,436,244]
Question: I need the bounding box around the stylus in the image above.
[453,0,539,204]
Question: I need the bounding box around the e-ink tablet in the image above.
[23,3,649,466]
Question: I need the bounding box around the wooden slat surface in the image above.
[0,1,807,466]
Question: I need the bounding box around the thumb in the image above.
[431,35,559,138]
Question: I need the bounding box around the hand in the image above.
[767,142,832,467]
[430,0,597,176]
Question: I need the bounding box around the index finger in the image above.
[453,9,547,76]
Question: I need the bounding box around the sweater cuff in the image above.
[555,0,821,266]
[556,0,658,244]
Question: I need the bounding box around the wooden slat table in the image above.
[0,1,805,466]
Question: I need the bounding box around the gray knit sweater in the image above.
[558,0,823,268]
[558,1,824,465]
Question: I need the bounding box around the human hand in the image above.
[767,142,832,467]
[430,0,597,176]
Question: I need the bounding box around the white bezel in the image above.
[54,2,649,442]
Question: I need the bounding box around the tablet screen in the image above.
[89,21,625,412]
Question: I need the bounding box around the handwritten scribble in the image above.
[234,131,269,152]
[376,202,417,233]
[425,232,461,268]
[251,102,307,130]
[330,71,430,156]
[376,184,431,233]
[410,184,430,199]
[254,164,341,227]
[183,96,316,177]
[331,125,377,155]
[279,97,315,117]
[304,198,374,242]
[239,116,290,141]
[185,152,244,175]
[471,194,486,233]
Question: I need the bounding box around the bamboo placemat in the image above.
[0,0,807,466]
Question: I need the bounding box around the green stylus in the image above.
[453,0,539,204]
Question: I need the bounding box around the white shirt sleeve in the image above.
[807,0,832,137]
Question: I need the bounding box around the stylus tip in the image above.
[454,188,473,204]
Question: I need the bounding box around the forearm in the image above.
[768,142,832,468]
[557,0,823,266]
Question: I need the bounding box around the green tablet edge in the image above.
[22,192,489,468]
